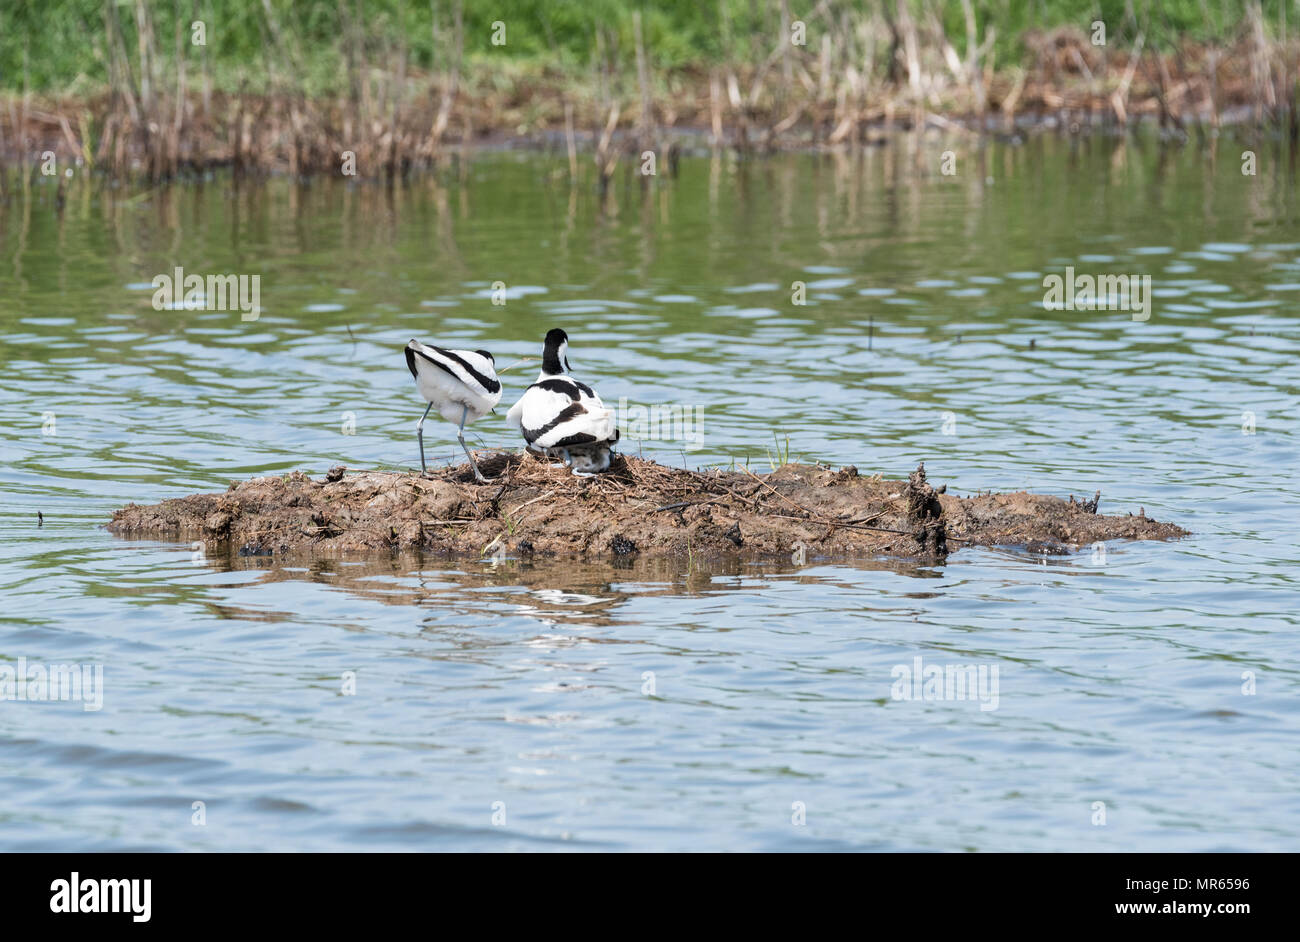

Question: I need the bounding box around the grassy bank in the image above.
[2,1,1299,180]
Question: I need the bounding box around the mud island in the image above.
[107,455,1186,563]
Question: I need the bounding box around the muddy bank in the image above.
[107,454,1186,563]
[2,23,1295,180]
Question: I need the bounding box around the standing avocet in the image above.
[506,328,620,475]
[404,339,502,482]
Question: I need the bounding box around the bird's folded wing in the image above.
[407,342,500,397]
[514,386,616,448]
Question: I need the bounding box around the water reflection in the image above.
[177,550,948,619]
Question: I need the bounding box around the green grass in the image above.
[766,432,795,472]
[1,1,1286,97]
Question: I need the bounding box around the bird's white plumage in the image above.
[506,376,616,450]
[506,330,619,475]
[406,340,501,423]
[405,339,502,480]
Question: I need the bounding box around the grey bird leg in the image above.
[416,402,433,474]
[458,404,490,483]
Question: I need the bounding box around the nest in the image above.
[108,453,1188,563]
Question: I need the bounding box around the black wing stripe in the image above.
[411,346,501,395]
[522,403,588,445]
[552,431,599,447]
[530,378,581,401]
[555,425,617,449]
[434,346,502,394]
[411,346,464,386]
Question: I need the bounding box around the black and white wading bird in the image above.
[506,328,620,475]
[404,339,502,482]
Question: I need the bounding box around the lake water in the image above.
[1,136,1298,851]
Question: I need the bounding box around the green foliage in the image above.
[766,432,794,472]
[0,1,1286,95]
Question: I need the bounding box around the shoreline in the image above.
[0,93,1276,190]
[2,32,1296,182]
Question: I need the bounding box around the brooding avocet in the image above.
[404,339,502,482]
[506,328,620,475]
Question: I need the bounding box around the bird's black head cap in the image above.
[542,328,570,375]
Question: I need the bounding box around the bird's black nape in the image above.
[542,328,569,375]
[475,349,495,362]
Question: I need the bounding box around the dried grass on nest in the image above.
[416,450,938,542]
[421,450,727,511]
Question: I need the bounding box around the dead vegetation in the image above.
[107,453,1187,564]
[2,2,1299,183]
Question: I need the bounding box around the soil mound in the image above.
[107,454,1187,562]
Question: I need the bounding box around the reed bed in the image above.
[1,1,1299,182]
